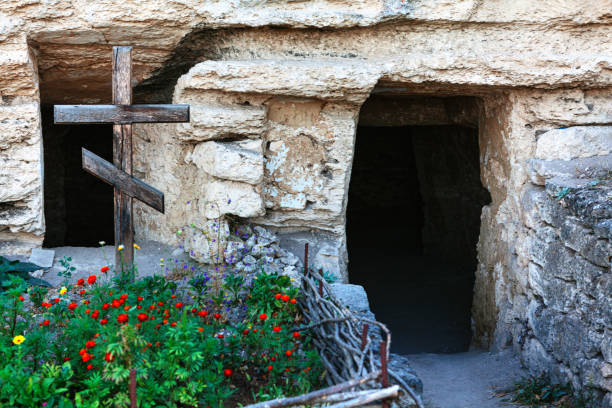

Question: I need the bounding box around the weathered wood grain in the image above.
[112,46,134,268]
[54,104,190,124]
[82,148,164,213]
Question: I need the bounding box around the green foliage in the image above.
[0,262,324,407]
[0,256,51,289]
[511,375,599,408]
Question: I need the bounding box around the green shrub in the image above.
[0,262,324,407]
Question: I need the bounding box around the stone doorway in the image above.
[347,95,491,354]
[41,106,115,247]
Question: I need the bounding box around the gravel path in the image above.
[406,349,528,408]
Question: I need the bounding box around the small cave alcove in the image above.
[41,106,115,247]
[347,95,491,354]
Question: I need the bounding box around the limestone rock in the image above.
[224,239,246,265]
[535,126,612,161]
[176,60,380,105]
[176,105,266,142]
[330,283,371,314]
[188,139,264,185]
[183,218,229,264]
[253,226,279,247]
[203,179,265,218]
[313,243,342,280]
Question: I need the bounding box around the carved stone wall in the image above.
[0,1,611,403]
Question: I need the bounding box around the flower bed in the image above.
[0,262,326,407]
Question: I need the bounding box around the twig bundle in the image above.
[242,254,424,408]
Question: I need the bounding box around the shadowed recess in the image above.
[347,123,491,354]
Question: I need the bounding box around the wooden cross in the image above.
[54,46,190,269]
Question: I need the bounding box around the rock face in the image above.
[0,0,611,403]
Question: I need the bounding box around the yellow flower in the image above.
[160,258,164,262]
[12,335,25,345]
[59,287,67,295]
[117,245,124,251]
[133,244,141,250]
[290,278,295,282]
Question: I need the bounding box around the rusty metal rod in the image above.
[130,368,137,408]
[361,324,369,351]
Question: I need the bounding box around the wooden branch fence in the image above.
[242,243,425,408]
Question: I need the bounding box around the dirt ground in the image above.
[406,349,528,408]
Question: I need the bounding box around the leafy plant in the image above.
[0,260,324,407]
[0,256,51,289]
[511,375,599,408]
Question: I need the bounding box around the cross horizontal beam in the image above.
[54,104,190,124]
[82,148,164,213]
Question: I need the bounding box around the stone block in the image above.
[536,126,612,161]
[189,139,264,185]
[203,179,265,218]
[176,105,266,142]
[183,218,229,264]
[313,243,342,280]
[28,248,54,268]
[330,283,371,314]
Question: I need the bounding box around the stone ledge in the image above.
[175,60,380,105]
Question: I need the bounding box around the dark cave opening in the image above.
[41,106,115,248]
[347,124,491,354]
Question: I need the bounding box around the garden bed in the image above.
[0,243,422,407]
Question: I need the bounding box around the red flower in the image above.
[191,308,197,313]
[68,303,77,310]
[104,352,114,362]
[83,300,90,305]
[18,295,24,302]
[100,266,110,273]
[285,350,292,357]
[91,310,99,319]
[271,357,275,361]
[41,302,51,308]
[259,313,268,321]
[281,295,290,302]
[85,340,96,348]
[214,313,221,320]
[137,305,142,310]
[217,334,224,339]
[64,357,70,361]
[117,314,128,324]
[273,326,281,333]
[84,309,90,314]
[275,293,282,300]
[79,290,87,296]
[290,298,297,304]
[40,320,50,326]
[293,332,301,339]
[170,322,177,327]
[137,313,149,322]
[81,353,92,362]
[87,275,97,285]
[171,295,176,299]
[53,298,60,303]
[223,368,233,377]
[76,279,85,286]
[135,323,141,329]
[149,305,157,310]
[175,302,184,309]
[120,294,129,300]
[86,364,93,370]
[123,306,130,311]
[102,303,110,310]
[243,329,249,335]
[155,324,162,329]
[100,318,108,325]
[198,310,208,317]
[163,319,168,325]
[112,299,121,308]
[157,301,164,306]
[197,328,204,332]
[268,365,273,371]
[137,296,143,302]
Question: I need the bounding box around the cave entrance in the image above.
[347,95,491,354]
[41,106,114,247]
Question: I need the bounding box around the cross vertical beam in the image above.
[112,47,134,268]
